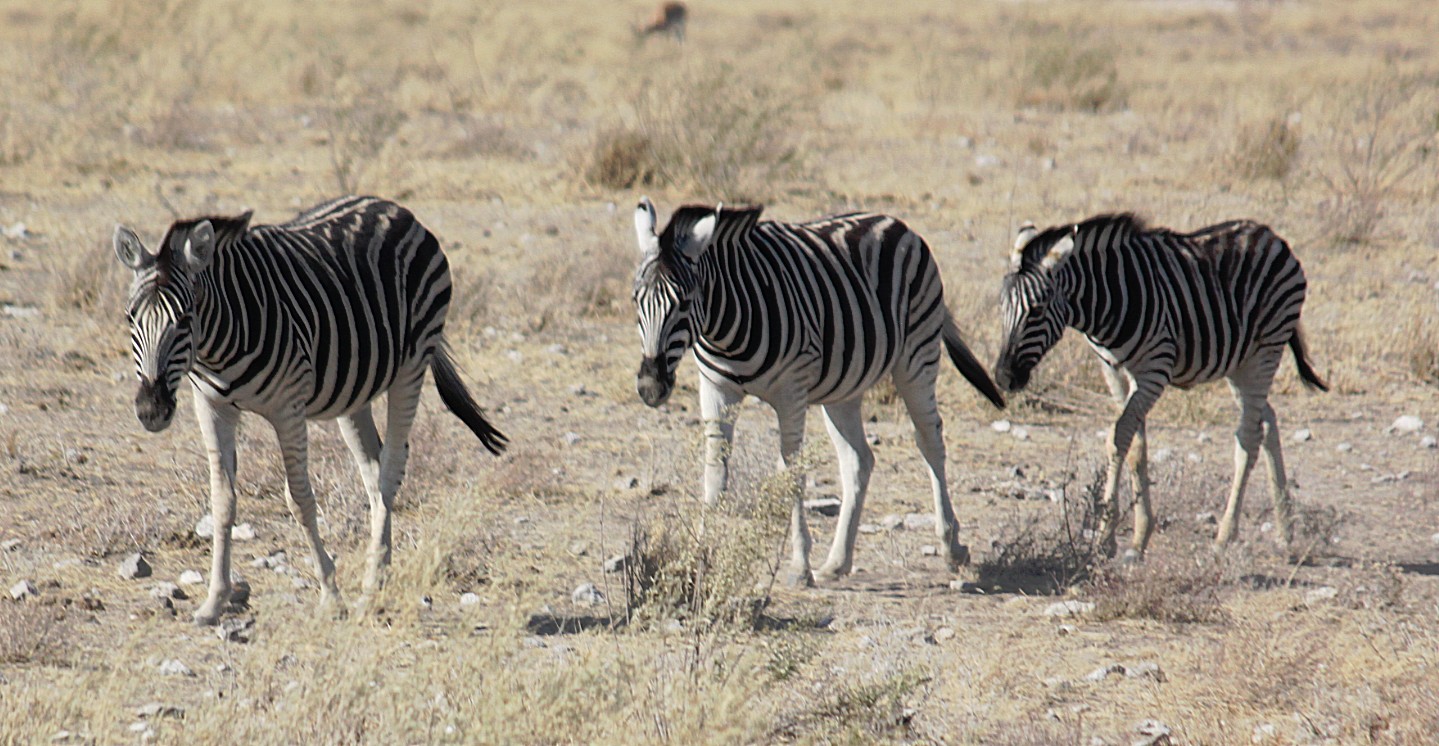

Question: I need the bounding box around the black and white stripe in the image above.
[115,195,505,625]
[995,213,1325,559]
[632,197,1004,586]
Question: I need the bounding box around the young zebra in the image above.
[994,214,1326,560]
[114,196,506,625]
[632,197,1005,586]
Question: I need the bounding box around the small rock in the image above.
[902,513,935,531]
[0,538,20,552]
[1125,662,1166,682]
[857,523,880,534]
[178,570,204,586]
[1011,426,1029,441]
[546,343,568,355]
[1430,532,1439,547]
[1386,415,1423,435]
[1304,586,1338,605]
[919,544,938,557]
[1133,719,1173,745]
[158,659,194,677]
[459,592,481,607]
[127,722,152,735]
[149,582,186,601]
[571,583,604,606]
[217,617,254,643]
[879,514,904,531]
[1195,432,1212,444]
[1252,722,1277,742]
[1043,600,1094,618]
[562,432,581,446]
[1057,624,1078,636]
[118,553,152,580]
[990,420,1012,433]
[1420,435,1437,449]
[1151,448,1172,464]
[1336,442,1353,453]
[1195,511,1217,525]
[9,579,37,600]
[933,626,955,643]
[1291,428,1312,443]
[804,497,842,517]
[195,514,215,539]
[232,523,256,541]
[567,541,590,557]
[1260,521,1274,534]
[602,554,629,574]
[613,477,639,490]
[1084,663,1125,682]
[135,702,185,720]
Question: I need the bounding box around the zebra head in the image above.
[995,222,1077,393]
[632,197,718,407]
[113,219,217,432]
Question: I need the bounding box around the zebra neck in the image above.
[188,252,244,372]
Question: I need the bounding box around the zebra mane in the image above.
[1018,212,1148,269]
[154,211,254,286]
[655,203,764,273]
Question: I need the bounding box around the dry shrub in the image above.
[585,128,660,190]
[0,602,72,665]
[586,65,807,202]
[1318,72,1438,246]
[522,239,633,331]
[1087,550,1228,624]
[1228,113,1301,181]
[1398,309,1439,386]
[622,459,793,627]
[769,669,932,743]
[1014,30,1126,113]
[975,464,1108,594]
[45,238,128,317]
[313,59,407,194]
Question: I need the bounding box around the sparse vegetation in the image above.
[1,0,1438,742]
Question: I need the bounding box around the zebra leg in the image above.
[1096,375,1164,558]
[894,372,968,570]
[270,410,345,616]
[337,405,385,601]
[772,396,814,588]
[1216,380,1267,547]
[816,398,873,580]
[368,369,427,593]
[193,395,241,626]
[1101,362,1155,561]
[1259,402,1297,553]
[699,376,743,505]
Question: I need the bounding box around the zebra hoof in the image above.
[785,570,816,589]
[814,562,850,582]
[946,543,971,571]
[192,607,224,627]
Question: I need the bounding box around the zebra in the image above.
[113,195,506,625]
[993,213,1326,560]
[631,197,1005,587]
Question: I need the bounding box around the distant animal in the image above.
[631,197,1005,586]
[635,1,686,41]
[114,196,506,625]
[994,213,1325,560]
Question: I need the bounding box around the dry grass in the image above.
[2,0,1439,742]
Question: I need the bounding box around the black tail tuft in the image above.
[1289,329,1328,393]
[943,316,1006,409]
[431,343,508,455]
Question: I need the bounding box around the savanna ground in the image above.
[1,0,1438,743]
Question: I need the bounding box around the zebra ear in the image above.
[113,225,154,271]
[676,213,717,260]
[1040,228,1077,271]
[1011,222,1037,270]
[181,220,216,273]
[634,197,659,256]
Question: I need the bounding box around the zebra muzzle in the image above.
[135,378,177,432]
[636,356,673,407]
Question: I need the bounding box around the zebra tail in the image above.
[1288,329,1329,393]
[430,343,508,455]
[942,315,1006,409]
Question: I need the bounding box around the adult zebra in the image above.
[114,196,506,625]
[632,197,1005,587]
[994,213,1326,560]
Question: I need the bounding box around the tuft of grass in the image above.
[1087,550,1228,624]
[975,464,1107,594]
[1228,113,1301,182]
[769,669,932,743]
[1318,72,1438,246]
[586,65,808,202]
[0,602,72,665]
[1398,309,1439,387]
[1014,30,1126,113]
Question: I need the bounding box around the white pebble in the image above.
[9,579,37,600]
[459,592,481,607]
[990,420,1012,433]
[1420,436,1437,449]
[1291,428,1312,443]
[158,659,194,677]
[232,523,256,541]
[571,583,604,606]
[1336,442,1353,453]
[1043,600,1094,618]
[1386,415,1424,435]
[195,514,215,539]
[178,570,204,586]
